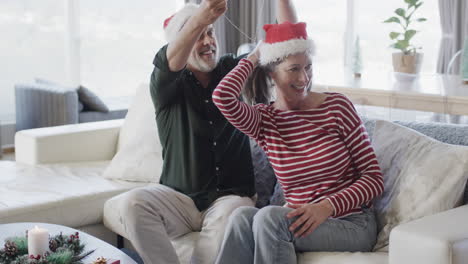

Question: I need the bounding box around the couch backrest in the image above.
[260,118,468,207]
[362,118,468,206]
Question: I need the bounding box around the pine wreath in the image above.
[0,231,94,264]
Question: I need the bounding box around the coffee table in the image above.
[0,222,137,264]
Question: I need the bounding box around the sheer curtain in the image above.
[437,0,468,73]
[185,0,276,54]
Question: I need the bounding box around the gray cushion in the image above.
[270,181,285,206]
[34,78,84,112]
[79,109,128,123]
[78,86,109,113]
[15,83,80,131]
[250,139,276,208]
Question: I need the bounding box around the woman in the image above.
[212,22,384,264]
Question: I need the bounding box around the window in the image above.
[357,0,440,73]
[0,0,67,122]
[295,0,441,82]
[0,0,183,122]
[79,0,184,97]
[295,0,347,81]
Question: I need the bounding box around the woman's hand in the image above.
[246,41,262,66]
[286,199,334,238]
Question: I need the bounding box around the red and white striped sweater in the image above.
[213,59,384,218]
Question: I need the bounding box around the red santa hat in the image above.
[163,3,199,43]
[259,22,315,66]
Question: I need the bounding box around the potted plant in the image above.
[384,0,427,74]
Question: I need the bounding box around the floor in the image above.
[0,152,14,161]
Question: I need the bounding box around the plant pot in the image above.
[392,52,423,74]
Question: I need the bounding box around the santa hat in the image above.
[163,3,199,43]
[259,22,315,66]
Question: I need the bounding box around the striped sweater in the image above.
[212,59,384,218]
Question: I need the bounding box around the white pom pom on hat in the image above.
[163,3,199,43]
[259,22,315,66]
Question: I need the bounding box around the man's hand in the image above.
[197,0,227,26]
[286,200,334,238]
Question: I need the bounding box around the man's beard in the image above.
[188,44,219,73]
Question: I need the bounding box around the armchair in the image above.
[15,82,129,131]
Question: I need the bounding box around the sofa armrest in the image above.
[389,204,468,264]
[15,119,123,165]
[15,83,80,131]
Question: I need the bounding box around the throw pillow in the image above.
[250,139,277,208]
[34,78,84,112]
[77,85,109,112]
[102,84,163,182]
[372,120,468,251]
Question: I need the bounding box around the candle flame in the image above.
[34,225,39,230]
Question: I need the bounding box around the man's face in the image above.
[187,25,219,73]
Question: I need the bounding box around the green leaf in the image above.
[383,17,400,23]
[416,18,427,22]
[395,8,406,18]
[404,29,417,41]
[415,2,423,9]
[394,40,410,52]
[404,0,417,6]
[389,32,400,39]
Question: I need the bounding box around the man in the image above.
[121,0,298,263]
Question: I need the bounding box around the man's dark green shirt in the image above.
[150,45,255,211]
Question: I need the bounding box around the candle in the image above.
[28,226,49,258]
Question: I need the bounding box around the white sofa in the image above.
[2,118,468,264]
[0,120,150,245]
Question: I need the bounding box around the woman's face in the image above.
[269,53,313,100]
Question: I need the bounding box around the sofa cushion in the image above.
[79,96,130,123]
[372,120,468,250]
[103,84,163,183]
[78,109,128,123]
[250,140,277,208]
[0,161,146,227]
[78,85,109,113]
[170,231,388,264]
[363,118,468,205]
[34,78,85,112]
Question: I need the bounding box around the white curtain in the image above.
[437,0,468,73]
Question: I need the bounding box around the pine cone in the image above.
[49,239,58,252]
[4,240,18,257]
[93,256,108,264]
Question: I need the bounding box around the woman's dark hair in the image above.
[243,61,279,105]
[243,51,313,105]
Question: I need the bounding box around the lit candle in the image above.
[28,226,49,258]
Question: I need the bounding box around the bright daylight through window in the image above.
[295,0,440,83]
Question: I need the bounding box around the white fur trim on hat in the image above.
[259,39,315,65]
[164,3,199,43]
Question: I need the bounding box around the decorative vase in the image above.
[392,52,423,74]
